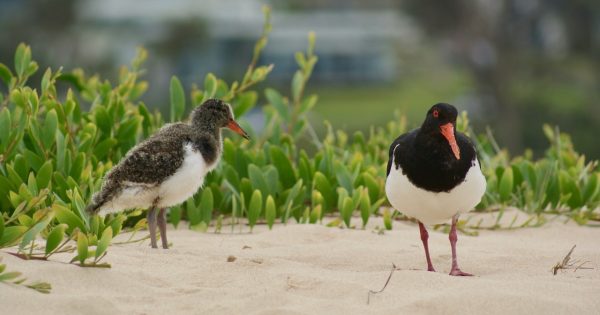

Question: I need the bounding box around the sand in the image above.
[1,209,599,315]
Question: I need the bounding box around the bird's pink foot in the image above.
[449,268,473,276]
[427,266,436,272]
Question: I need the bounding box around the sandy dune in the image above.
[2,210,599,315]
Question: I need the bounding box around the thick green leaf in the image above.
[27,172,38,196]
[0,271,22,282]
[54,131,66,172]
[248,190,263,230]
[41,109,58,149]
[359,189,371,228]
[109,215,125,236]
[291,71,304,102]
[95,227,113,259]
[19,216,53,251]
[214,79,229,99]
[223,165,240,189]
[270,146,296,188]
[169,206,182,228]
[265,195,276,230]
[36,160,53,189]
[169,76,185,122]
[186,198,201,226]
[248,164,270,197]
[70,153,85,181]
[54,204,86,234]
[299,94,318,114]
[116,117,140,142]
[0,63,12,85]
[341,197,353,228]
[383,208,393,230]
[15,43,31,78]
[282,179,303,222]
[313,172,334,211]
[334,162,354,193]
[298,152,313,191]
[263,166,280,196]
[583,173,599,203]
[309,204,321,224]
[362,173,380,203]
[265,88,289,121]
[204,73,217,99]
[559,170,582,208]
[199,188,214,224]
[336,187,349,212]
[45,224,67,255]
[0,226,28,247]
[23,149,43,172]
[498,167,513,202]
[0,107,11,148]
[233,91,257,117]
[76,231,88,264]
[94,107,111,136]
[93,138,118,161]
[0,216,4,241]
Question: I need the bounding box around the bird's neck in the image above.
[190,123,222,165]
[193,122,220,140]
[415,130,454,162]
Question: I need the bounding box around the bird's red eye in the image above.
[433,109,439,118]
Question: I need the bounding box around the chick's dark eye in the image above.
[432,109,439,118]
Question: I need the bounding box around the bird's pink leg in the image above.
[418,222,436,272]
[449,215,473,276]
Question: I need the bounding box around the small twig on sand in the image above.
[367,263,402,305]
[551,245,593,275]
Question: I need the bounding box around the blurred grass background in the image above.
[310,67,473,132]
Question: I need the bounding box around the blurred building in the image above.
[74,0,419,87]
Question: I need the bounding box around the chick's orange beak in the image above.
[440,123,460,160]
[227,119,250,140]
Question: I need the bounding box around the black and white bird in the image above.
[87,99,249,249]
[385,103,486,276]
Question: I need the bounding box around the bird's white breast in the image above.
[157,143,215,208]
[97,143,217,215]
[385,159,486,225]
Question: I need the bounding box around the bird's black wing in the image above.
[386,129,417,176]
[107,124,191,185]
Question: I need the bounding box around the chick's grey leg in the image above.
[147,207,158,249]
[157,208,169,249]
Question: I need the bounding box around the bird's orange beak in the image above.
[227,119,250,140]
[440,123,460,160]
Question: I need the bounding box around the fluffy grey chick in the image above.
[87,99,249,248]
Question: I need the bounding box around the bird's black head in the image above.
[421,103,461,160]
[425,103,458,126]
[191,99,250,139]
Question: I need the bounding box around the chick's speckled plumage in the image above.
[86,99,232,214]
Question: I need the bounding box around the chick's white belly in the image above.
[99,184,158,215]
[156,144,210,208]
[385,160,486,225]
[98,143,213,215]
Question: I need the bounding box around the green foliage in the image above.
[0,7,598,290]
[248,190,263,231]
[475,125,600,221]
[0,257,51,293]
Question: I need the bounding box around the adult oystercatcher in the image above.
[87,99,249,249]
[385,103,486,276]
